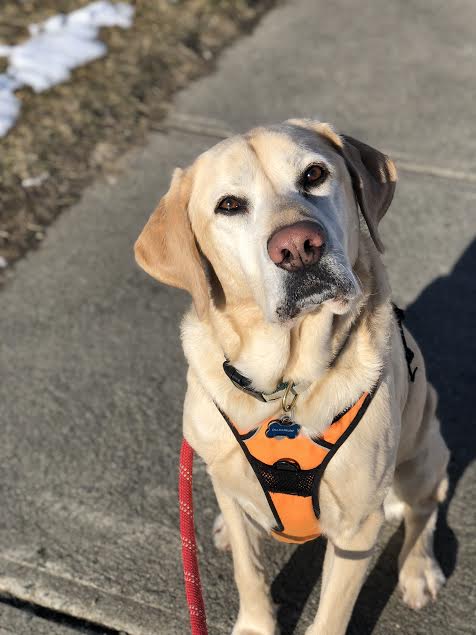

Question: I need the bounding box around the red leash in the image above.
[179,438,208,635]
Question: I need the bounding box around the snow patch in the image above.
[0,1,134,136]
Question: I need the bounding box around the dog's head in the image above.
[135,120,397,323]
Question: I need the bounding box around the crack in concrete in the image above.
[0,555,175,635]
[0,594,122,634]
[0,554,165,612]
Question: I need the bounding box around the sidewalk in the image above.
[1,1,475,633]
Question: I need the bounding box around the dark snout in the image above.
[267,221,325,272]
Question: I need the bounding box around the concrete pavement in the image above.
[1,1,475,633]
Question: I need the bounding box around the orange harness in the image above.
[217,305,417,544]
[217,391,375,544]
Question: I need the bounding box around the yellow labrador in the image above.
[135,120,449,635]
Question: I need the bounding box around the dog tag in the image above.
[265,418,301,440]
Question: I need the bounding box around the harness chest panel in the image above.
[217,392,373,544]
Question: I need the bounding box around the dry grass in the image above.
[0,0,274,270]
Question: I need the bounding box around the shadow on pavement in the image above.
[271,538,325,634]
[405,238,476,582]
[271,239,475,633]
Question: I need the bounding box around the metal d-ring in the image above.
[282,382,298,412]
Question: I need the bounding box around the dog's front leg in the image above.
[305,509,384,635]
[213,481,276,635]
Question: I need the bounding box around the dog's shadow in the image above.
[271,239,476,634]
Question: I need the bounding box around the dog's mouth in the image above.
[274,255,358,322]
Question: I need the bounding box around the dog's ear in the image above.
[292,120,397,253]
[134,167,209,319]
[340,135,397,253]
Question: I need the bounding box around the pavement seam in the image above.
[163,113,476,185]
[0,594,120,634]
[0,555,171,614]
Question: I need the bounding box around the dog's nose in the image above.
[267,221,325,271]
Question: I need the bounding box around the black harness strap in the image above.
[393,304,418,383]
[311,390,375,519]
[216,405,285,532]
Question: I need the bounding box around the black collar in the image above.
[223,360,309,404]
[222,303,413,404]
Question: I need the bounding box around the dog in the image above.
[135,119,449,635]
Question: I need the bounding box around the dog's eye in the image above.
[216,196,247,214]
[301,164,327,190]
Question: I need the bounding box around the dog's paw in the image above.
[399,555,446,610]
[213,513,231,551]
